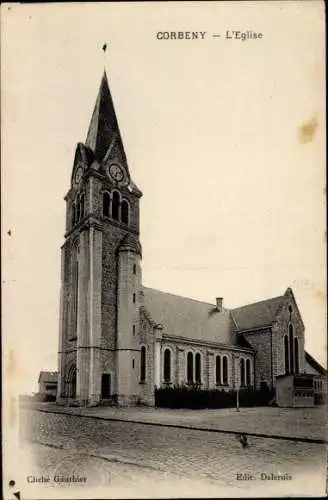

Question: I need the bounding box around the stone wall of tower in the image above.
[116,248,142,404]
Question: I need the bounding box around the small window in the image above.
[121,200,130,225]
[164,348,171,383]
[216,355,221,385]
[132,359,135,369]
[103,192,110,217]
[133,264,136,275]
[133,293,136,303]
[72,203,76,226]
[140,346,146,382]
[195,353,201,384]
[76,198,80,222]
[187,352,193,384]
[246,359,251,386]
[80,194,85,218]
[240,358,245,386]
[222,356,228,385]
[112,191,120,221]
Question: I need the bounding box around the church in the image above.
[57,70,325,407]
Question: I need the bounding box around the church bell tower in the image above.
[57,71,143,406]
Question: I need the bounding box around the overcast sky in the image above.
[2,2,325,394]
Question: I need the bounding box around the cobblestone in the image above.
[19,408,327,497]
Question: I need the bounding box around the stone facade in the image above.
[57,71,326,407]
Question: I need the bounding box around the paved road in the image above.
[19,409,327,498]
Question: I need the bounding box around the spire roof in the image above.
[85,71,126,163]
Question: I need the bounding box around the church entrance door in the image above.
[101,373,111,399]
[67,364,76,399]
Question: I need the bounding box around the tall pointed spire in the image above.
[85,71,126,163]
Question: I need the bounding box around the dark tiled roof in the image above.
[305,351,327,375]
[38,371,58,383]
[231,296,285,331]
[142,287,235,345]
[85,71,126,163]
[118,234,142,255]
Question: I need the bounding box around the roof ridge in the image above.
[232,294,284,312]
[142,286,216,308]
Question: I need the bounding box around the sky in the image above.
[2,1,326,394]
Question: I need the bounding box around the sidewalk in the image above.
[22,402,327,443]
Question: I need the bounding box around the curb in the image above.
[30,406,327,445]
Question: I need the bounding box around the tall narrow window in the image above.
[112,191,120,221]
[187,352,193,384]
[164,348,171,383]
[284,335,289,374]
[80,194,85,218]
[121,200,129,225]
[132,324,136,336]
[133,264,136,275]
[71,243,79,337]
[246,359,251,386]
[240,358,245,386]
[195,353,201,384]
[294,337,299,374]
[133,293,136,303]
[289,324,294,374]
[140,346,146,382]
[216,355,221,385]
[222,356,228,385]
[103,192,110,217]
[76,197,80,222]
[72,203,76,227]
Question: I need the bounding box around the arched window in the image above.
[284,335,289,374]
[289,324,294,374]
[240,358,245,386]
[140,346,146,383]
[294,337,299,374]
[222,356,228,385]
[216,355,221,385]
[71,242,79,337]
[121,200,130,225]
[80,194,85,219]
[187,352,193,384]
[246,359,251,386]
[164,348,171,383]
[72,203,76,227]
[195,353,201,384]
[112,191,120,221]
[103,192,110,217]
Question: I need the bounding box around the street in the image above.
[18,408,326,498]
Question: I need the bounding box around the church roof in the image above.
[142,287,235,345]
[118,234,142,255]
[305,351,327,375]
[85,71,126,163]
[231,295,285,331]
[38,371,58,383]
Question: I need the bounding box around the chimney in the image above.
[216,297,223,312]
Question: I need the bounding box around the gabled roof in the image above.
[38,371,58,383]
[231,295,285,332]
[305,351,327,376]
[142,287,235,345]
[85,71,126,164]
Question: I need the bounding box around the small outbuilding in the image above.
[276,374,316,407]
[38,371,58,397]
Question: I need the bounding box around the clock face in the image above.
[74,166,83,186]
[109,163,124,182]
